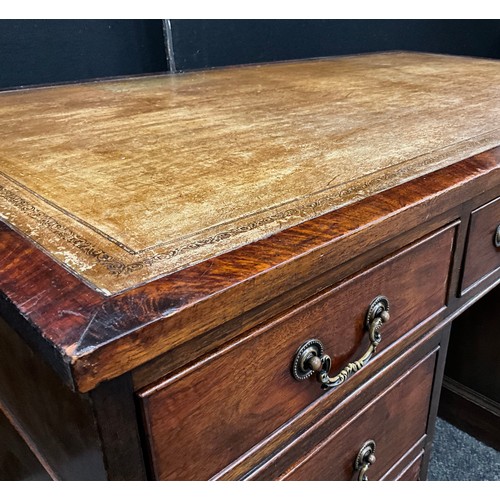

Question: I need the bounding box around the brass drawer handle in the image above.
[354,440,377,481]
[292,296,390,389]
[494,224,500,248]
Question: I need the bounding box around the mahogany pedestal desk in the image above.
[0,52,499,481]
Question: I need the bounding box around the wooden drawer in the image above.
[381,443,425,481]
[138,225,454,480]
[273,351,436,481]
[396,452,424,481]
[461,196,500,293]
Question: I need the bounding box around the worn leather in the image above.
[0,52,499,294]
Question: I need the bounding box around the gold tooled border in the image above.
[1,129,499,294]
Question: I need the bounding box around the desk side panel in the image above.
[0,317,108,480]
[0,409,52,480]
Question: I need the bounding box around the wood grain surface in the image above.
[1,52,500,293]
[461,196,500,293]
[232,324,446,481]
[379,440,425,480]
[139,225,453,480]
[278,351,436,480]
[396,453,424,481]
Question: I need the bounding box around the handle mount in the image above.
[292,296,390,389]
[354,440,377,481]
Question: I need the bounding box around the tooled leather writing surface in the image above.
[0,52,499,294]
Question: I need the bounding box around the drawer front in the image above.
[139,226,454,480]
[380,439,425,480]
[396,453,424,481]
[279,351,436,480]
[461,196,500,293]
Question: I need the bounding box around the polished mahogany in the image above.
[0,54,499,481]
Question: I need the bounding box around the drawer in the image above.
[461,196,500,293]
[380,439,425,480]
[396,452,424,481]
[276,351,436,480]
[138,225,454,480]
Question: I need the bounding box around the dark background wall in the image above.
[170,20,500,71]
[0,20,167,89]
[1,20,500,90]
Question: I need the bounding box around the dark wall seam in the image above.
[163,19,177,73]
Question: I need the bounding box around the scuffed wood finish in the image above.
[0,224,104,387]
[460,196,500,293]
[139,225,454,480]
[1,52,500,293]
[278,351,437,480]
[0,52,498,395]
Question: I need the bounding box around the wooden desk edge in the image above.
[1,147,499,392]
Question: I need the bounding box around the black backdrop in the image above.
[1,20,500,89]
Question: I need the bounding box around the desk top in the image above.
[1,52,500,392]
[1,52,500,295]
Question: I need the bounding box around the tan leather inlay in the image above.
[1,52,499,294]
